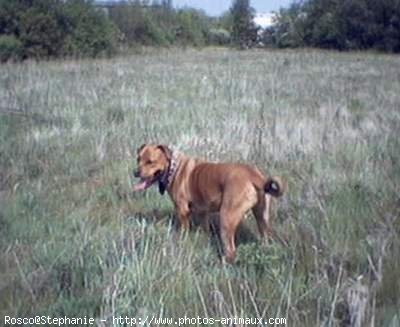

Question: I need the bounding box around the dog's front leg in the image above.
[199,215,210,233]
[175,204,190,230]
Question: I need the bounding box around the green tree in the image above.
[109,2,168,46]
[109,1,212,47]
[272,0,400,52]
[273,2,308,48]
[0,0,119,60]
[218,10,234,31]
[230,0,258,48]
[61,0,120,57]
[306,0,345,49]
[176,8,209,46]
[19,7,64,58]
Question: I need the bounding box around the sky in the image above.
[172,0,294,16]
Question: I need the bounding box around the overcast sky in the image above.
[173,0,294,16]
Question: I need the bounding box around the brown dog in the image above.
[133,144,284,263]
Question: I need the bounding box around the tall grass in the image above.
[0,48,399,326]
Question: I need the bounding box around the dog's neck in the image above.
[158,151,180,195]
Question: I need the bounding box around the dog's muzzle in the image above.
[133,169,164,192]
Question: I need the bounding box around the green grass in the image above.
[0,48,399,326]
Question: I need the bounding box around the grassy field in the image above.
[0,48,399,326]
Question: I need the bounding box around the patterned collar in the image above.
[158,151,180,195]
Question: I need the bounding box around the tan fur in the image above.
[135,144,284,263]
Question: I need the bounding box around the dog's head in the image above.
[133,144,172,192]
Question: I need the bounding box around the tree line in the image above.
[0,0,233,61]
[268,0,400,52]
[1,0,399,62]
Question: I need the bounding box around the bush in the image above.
[19,8,64,58]
[0,34,23,62]
[208,28,231,45]
[0,0,120,60]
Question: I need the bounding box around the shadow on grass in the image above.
[127,206,260,260]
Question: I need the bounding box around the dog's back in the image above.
[187,162,266,212]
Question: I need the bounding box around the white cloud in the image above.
[254,12,276,28]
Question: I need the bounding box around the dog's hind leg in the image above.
[219,185,257,263]
[219,208,243,263]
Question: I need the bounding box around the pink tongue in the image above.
[133,181,148,191]
[133,179,155,191]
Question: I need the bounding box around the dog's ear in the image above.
[157,144,172,161]
[137,144,146,155]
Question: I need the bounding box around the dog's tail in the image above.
[264,176,285,197]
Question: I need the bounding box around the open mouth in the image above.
[133,171,162,191]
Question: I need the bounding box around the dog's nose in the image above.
[134,170,140,178]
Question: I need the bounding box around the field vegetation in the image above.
[0,48,399,326]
